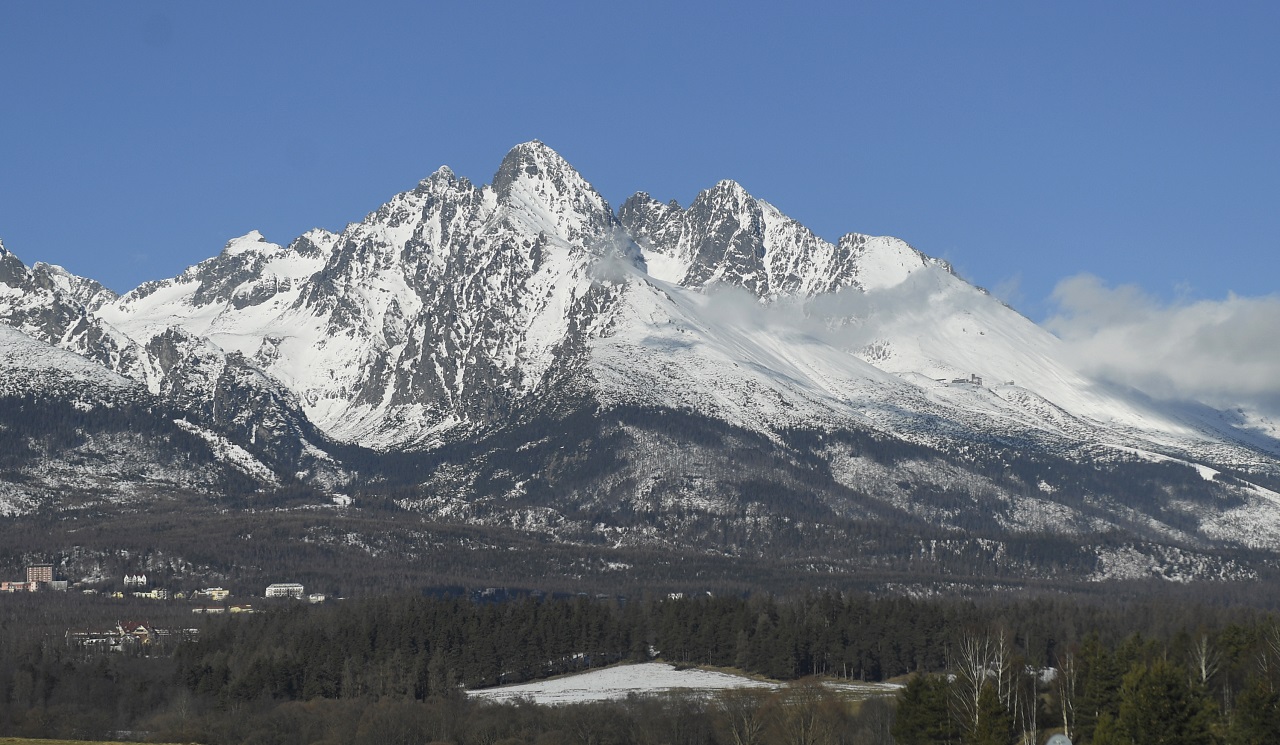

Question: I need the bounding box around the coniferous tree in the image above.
[1228,677,1280,745]
[893,675,958,744]
[970,682,1014,745]
[1113,658,1213,745]
[1076,633,1127,742]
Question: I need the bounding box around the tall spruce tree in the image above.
[892,675,958,744]
[970,682,1014,745]
[1113,658,1213,745]
[1227,677,1280,745]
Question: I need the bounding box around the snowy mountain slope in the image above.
[619,178,1280,469]
[588,268,932,439]
[0,325,287,516]
[0,238,142,376]
[1,240,336,486]
[0,324,137,400]
[84,141,1276,466]
[2,142,1279,583]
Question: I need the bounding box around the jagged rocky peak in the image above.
[221,230,279,256]
[415,164,479,196]
[171,232,292,308]
[833,232,947,292]
[619,178,774,292]
[367,165,478,234]
[617,175,950,299]
[0,240,29,286]
[30,262,119,312]
[0,238,118,313]
[492,140,579,195]
[490,141,616,244]
[285,228,339,258]
[0,242,141,378]
[701,178,754,205]
[618,192,680,235]
[678,180,768,291]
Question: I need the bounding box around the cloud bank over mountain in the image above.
[1047,275,1280,414]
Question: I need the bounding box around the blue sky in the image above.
[1,2,1277,321]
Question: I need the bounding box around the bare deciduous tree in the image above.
[715,688,772,745]
[774,681,841,745]
[1056,651,1078,743]
[951,632,995,739]
[1188,633,1220,688]
[1258,622,1280,694]
[1011,663,1039,745]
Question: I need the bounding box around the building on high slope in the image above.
[1,581,38,592]
[26,564,53,584]
[194,587,230,601]
[265,582,304,599]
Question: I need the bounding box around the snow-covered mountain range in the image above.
[3,141,1279,586]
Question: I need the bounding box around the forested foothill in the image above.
[4,588,1280,743]
[6,393,1280,598]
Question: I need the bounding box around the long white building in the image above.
[264,583,304,599]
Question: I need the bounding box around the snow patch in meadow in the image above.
[468,662,901,705]
[468,662,774,705]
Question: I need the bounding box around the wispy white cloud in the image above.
[1046,275,1280,413]
[991,272,1025,309]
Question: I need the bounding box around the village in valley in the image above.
[1,562,327,653]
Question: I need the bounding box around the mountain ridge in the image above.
[1,141,1279,589]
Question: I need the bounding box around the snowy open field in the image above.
[467,662,901,705]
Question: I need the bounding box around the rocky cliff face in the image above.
[619,181,944,297]
[0,239,140,375]
[92,142,640,448]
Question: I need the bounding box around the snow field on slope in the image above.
[592,267,1108,453]
[839,267,1188,435]
[0,325,136,394]
[173,419,279,485]
[589,270,911,437]
[842,234,931,291]
[640,247,687,285]
[467,662,900,705]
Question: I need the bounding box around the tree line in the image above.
[4,588,1280,742]
[893,625,1280,744]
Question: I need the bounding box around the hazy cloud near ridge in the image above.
[1045,274,1280,414]
[696,267,967,351]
